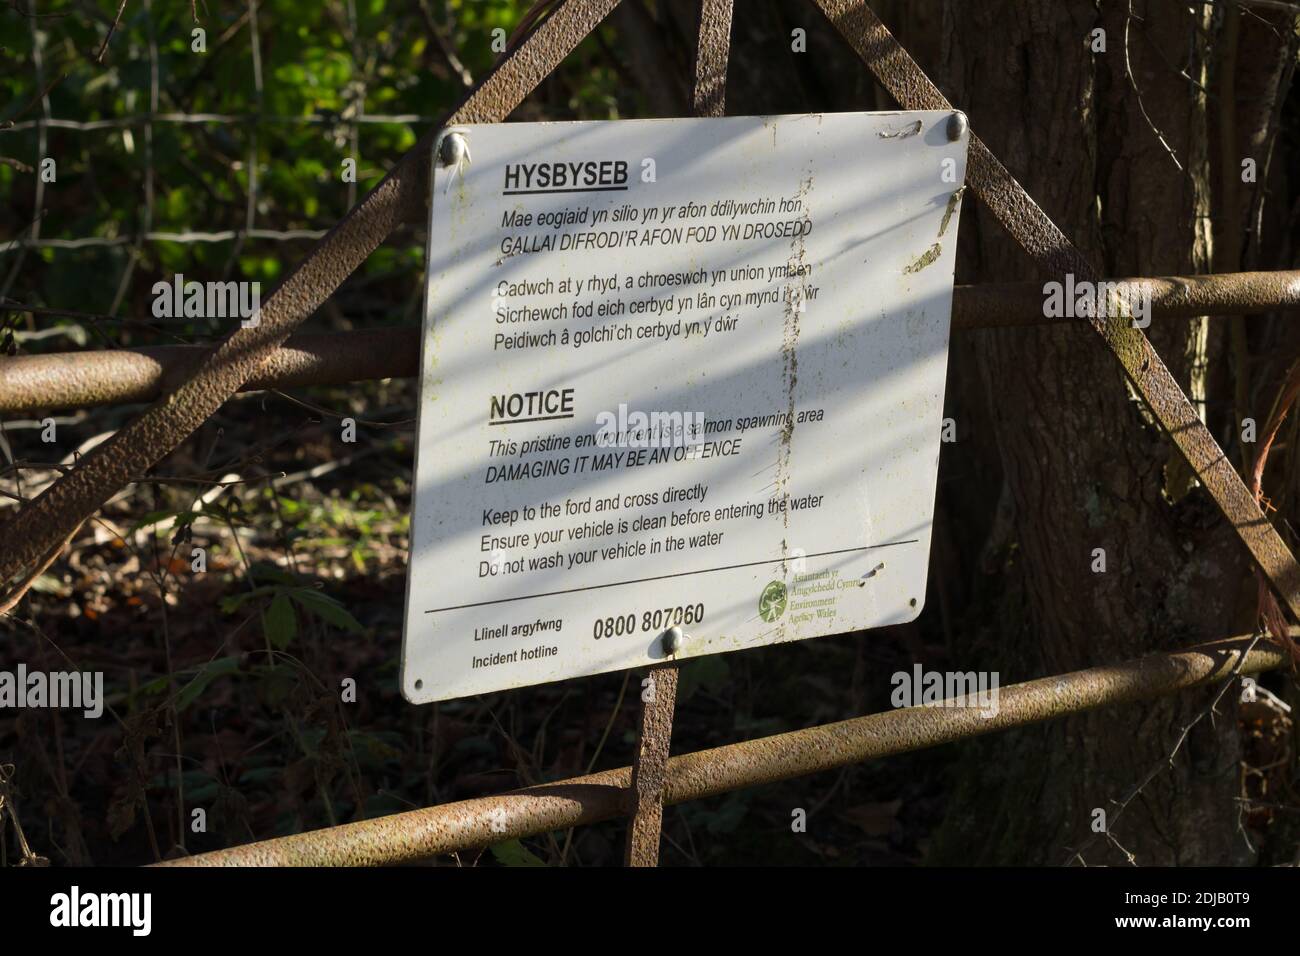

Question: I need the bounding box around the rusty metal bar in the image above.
[624,664,679,866]
[693,0,733,118]
[0,0,625,586]
[156,634,1287,866]
[810,0,1300,627]
[0,329,416,414]
[4,271,1296,415]
[620,0,735,868]
[957,270,1300,329]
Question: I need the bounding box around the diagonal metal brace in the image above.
[809,0,1300,623]
[693,0,734,118]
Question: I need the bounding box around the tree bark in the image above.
[930,0,1250,865]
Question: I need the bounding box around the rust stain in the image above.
[903,243,941,274]
[938,186,965,238]
[877,119,922,139]
[775,172,813,592]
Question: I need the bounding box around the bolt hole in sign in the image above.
[402,112,969,702]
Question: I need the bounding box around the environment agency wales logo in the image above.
[758,581,788,622]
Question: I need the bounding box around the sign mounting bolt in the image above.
[947,111,968,142]
[663,626,686,655]
[439,131,469,168]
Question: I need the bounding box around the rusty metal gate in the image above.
[3,0,1299,867]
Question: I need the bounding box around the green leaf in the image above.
[220,585,279,614]
[683,792,751,837]
[129,509,189,535]
[237,767,281,787]
[346,730,402,767]
[489,839,546,867]
[138,674,172,697]
[263,592,298,648]
[291,588,363,634]
[187,782,220,804]
[246,562,303,587]
[175,656,242,711]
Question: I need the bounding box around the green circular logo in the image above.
[758,581,788,623]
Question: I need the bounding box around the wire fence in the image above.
[1,0,447,323]
[0,0,453,510]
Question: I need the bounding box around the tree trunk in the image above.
[929,0,1250,865]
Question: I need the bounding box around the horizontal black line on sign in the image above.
[488,413,576,426]
[501,187,629,195]
[424,540,918,613]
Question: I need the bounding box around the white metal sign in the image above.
[401,111,969,702]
